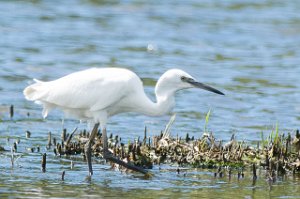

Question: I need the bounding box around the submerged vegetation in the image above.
[56,125,300,175]
[43,114,300,182]
[1,107,300,183]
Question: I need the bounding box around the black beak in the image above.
[186,78,225,95]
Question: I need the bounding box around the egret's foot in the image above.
[103,151,150,175]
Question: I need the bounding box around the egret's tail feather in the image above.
[23,79,47,101]
[23,86,37,101]
[24,79,53,118]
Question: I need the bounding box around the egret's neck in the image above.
[135,81,177,116]
[156,92,176,116]
[139,93,175,117]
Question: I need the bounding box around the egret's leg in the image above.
[84,122,99,176]
[102,128,149,175]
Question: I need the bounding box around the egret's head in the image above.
[155,69,224,96]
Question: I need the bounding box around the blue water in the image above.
[1,0,300,141]
[1,0,300,198]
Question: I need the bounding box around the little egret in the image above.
[24,67,224,175]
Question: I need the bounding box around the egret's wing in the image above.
[25,68,130,112]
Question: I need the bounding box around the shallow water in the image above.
[1,0,300,198]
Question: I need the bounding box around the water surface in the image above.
[1,0,300,198]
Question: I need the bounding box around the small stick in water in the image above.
[252,163,257,180]
[47,132,52,149]
[62,171,65,181]
[61,129,67,148]
[26,131,31,139]
[41,153,46,172]
[54,148,57,156]
[65,127,78,146]
[71,161,74,169]
[185,133,190,143]
[218,167,222,177]
[11,146,14,167]
[148,137,151,147]
[143,126,147,145]
[57,144,62,157]
[13,142,17,152]
[53,137,57,146]
[9,105,14,119]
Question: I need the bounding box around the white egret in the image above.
[24,67,224,175]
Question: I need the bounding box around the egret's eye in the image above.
[181,76,187,81]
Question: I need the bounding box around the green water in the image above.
[1,0,300,198]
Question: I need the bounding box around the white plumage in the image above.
[24,67,224,128]
[25,68,143,122]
